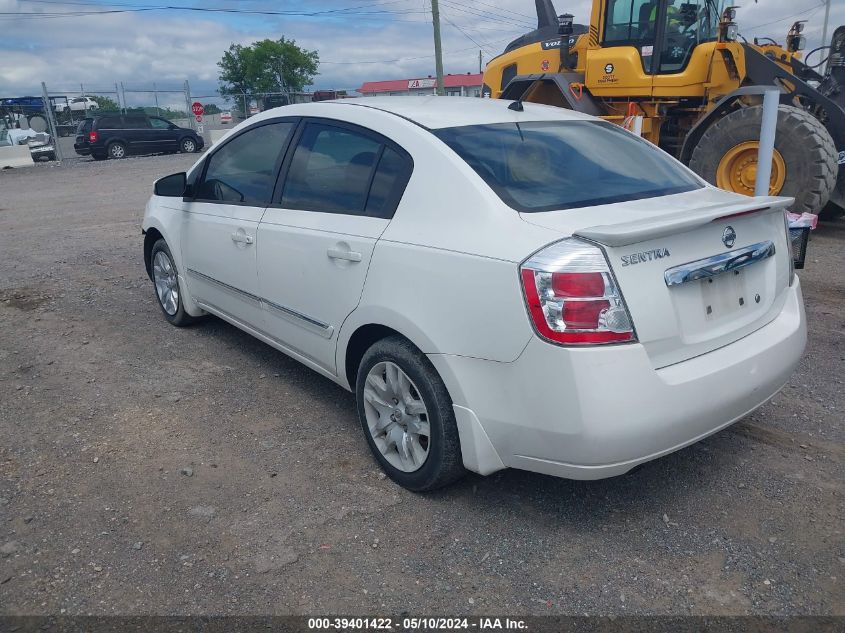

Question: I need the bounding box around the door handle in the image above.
[231,232,254,245]
[327,248,362,262]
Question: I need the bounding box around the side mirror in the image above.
[154,172,186,197]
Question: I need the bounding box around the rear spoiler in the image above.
[574,196,793,247]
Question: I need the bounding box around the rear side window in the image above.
[195,121,295,205]
[123,116,149,129]
[434,120,701,212]
[365,147,410,218]
[97,116,121,129]
[281,122,412,218]
[282,123,381,215]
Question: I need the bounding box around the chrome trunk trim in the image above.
[664,241,775,287]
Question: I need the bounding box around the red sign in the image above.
[195,115,203,122]
[191,101,204,116]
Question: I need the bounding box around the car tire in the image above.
[180,137,197,153]
[688,105,837,215]
[356,336,465,492]
[150,239,196,327]
[107,141,126,160]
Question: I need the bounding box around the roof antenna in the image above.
[508,100,524,112]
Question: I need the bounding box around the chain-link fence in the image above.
[2,80,357,162]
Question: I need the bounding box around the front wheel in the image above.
[180,137,197,153]
[689,104,837,215]
[356,336,465,491]
[150,239,196,327]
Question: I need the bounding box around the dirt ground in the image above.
[0,154,843,617]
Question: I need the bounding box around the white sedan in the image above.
[55,96,99,113]
[141,97,806,491]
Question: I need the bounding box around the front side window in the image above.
[604,0,658,43]
[150,118,172,129]
[281,123,382,215]
[434,120,701,212]
[195,121,295,205]
[657,0,723,73]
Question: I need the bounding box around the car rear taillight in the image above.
[89,131,98,143]
[520,239,636,345]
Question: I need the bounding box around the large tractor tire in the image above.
[689,104,837,215]
[26,114,49,133]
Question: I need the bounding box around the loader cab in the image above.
[599,0,724,74]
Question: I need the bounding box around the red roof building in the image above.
[357,73,483,97]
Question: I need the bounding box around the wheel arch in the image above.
[337,309,440,392]
[105,137,129,154]
[341,321,439,392]
[142,226,164,280]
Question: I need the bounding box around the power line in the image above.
[437,0,533,29]
[441,11,499,55]
[1,1,429,19]
[321,35,514,64]
[448,0,534,21]
[742,3,824,32]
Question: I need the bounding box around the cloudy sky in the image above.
[1,0,842,108]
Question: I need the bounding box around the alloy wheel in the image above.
[152,250,179,315]
[363,361,430,472]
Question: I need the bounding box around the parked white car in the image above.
[220,111,233,124]
[141,97,806,491]
[55,97,99,113]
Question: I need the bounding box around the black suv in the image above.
[74,114,204,160]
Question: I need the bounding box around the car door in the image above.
[121,115,151,154]
[257,119,413,373]
[149,117,179,152]
[181,119,297,330]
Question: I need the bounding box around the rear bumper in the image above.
[428,279,807,480]
[73,144,91,156]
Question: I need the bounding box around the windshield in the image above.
[434,120,702,212]
[76,119,92,134]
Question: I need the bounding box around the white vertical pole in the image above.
[631,116,643,136]
[41,82,63,162]
[755,89,779,197]
[821,0,831,53]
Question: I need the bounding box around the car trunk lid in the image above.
[520,190,794,368]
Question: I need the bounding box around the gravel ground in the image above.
[0,155,843,617]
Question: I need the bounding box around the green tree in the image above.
[202,103,222,115]
[87,94,120,111]
[218,37,318,97]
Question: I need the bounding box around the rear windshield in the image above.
[434,120,702,212]
[76,119,92,134]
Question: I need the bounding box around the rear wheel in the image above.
[356,336,465,491]
[689,104,837,215]
[107,141,126,159]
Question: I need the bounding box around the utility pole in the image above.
[479,49,483,74]
[431,0,445,96]
[821,0,831,52]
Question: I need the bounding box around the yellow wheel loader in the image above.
[482,0,845,217]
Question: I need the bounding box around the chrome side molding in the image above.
[187,267,334,338]
[664,240,775,287]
